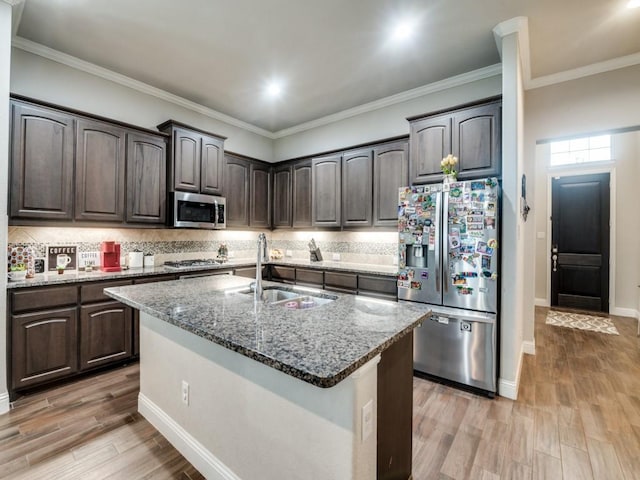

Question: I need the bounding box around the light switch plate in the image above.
[332,253,340,261]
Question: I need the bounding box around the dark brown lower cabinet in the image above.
[377,332,413,480]
[324,271,358,293]
[295,268,323,287]
[11,307,78,391]
[80,301,132,370]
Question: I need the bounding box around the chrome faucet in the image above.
[255,233,267,301]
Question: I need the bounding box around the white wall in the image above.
[273,76,502,160]
[0,1,12,414]
[496,32,526,399]
[10,48,274,161]
[527,64,640,332]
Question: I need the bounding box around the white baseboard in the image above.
[498,342,524,400]
[522,340,536,355]
[610,307,639,319]
[138,393,241,480]
[0,392,9,415]
[535,297,549,307]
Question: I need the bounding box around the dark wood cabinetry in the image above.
[159,121,225,195]
[312,154,341,227]
[373,141,408,227]
[342,148,373,227]
[409,98,501,184]
[224,154,250,227]
[9,101,75,221]
[80,301,132,370]
[324,271,358,294]
[295,268,324,287]
[272,164,292,228]
[75,119,126,222]
[250,162,272,228]
[126,131,167,224]
[292,160,313,228]
[11,307,79,391]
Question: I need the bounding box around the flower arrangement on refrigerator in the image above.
[440,154,458,176]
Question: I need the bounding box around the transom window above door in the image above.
[549,135,611,166]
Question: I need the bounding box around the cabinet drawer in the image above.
[270,265,295,282]
[133,275,177,284]
[81,280,133,304]
[358,275,397,297]
[11,286,78,314]
[325,271,357,291]
[234,267,257,279]
[296,268,323,286]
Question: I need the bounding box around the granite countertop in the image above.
[104,275,430,388]
[6,258,397,289]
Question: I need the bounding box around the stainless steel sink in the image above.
[239,286,336,309]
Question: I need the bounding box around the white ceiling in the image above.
[12,0,640,133]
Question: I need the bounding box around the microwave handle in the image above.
[214,200,219,228]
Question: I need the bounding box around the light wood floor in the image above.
[1,306,639,479]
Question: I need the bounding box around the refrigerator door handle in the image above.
[440,190,448,294]
[435,191,442,293]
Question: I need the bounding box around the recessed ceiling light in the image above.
[627,0,640,8]
[391,19,415,42]
[266,81,283,98]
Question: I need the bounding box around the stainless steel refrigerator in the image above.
[397,179,499,395]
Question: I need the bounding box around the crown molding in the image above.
[272,63,503,139]
[11,36,276,139]
[528,51,640,90]
[2,0,25,6]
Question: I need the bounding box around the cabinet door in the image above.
[224,154,250,227]
[173,128,201,192]
[200,134,224,195]
[342,148,373,227]
[12,307,78,390]
[452,102,502,179]
[409,115,451,184]
[373,141,408,227]
[10,102,74,220]
[292,160,312,228]
[75,119,126,222]
[250,162,272,228]
[126,132,167,224]
[312,154,342,227]
[80,301,132,370]
[273,165,292,228]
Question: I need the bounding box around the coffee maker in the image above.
[100,241,121,272]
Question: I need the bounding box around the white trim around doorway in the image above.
[545,165,616,313]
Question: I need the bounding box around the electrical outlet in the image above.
[181,380,190,405]
[285,250,293,257]
[332,253,340,261]
[361,399,373,442]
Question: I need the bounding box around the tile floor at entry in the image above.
[0,306,639,479]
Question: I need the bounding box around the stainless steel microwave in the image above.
[171,191,226,229]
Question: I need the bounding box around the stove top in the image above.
[163,259,224,270]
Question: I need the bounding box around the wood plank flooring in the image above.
[1,306,639,479]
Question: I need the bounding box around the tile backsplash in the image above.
[8,227,398,270]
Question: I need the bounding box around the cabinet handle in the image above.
[90,309,123,318]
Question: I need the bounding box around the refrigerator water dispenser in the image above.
[405,244,427,268]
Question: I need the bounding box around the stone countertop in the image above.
[6,258,397,289]
[104,275,430,388]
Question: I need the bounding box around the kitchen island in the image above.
[105,275,430,480]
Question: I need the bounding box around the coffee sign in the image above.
[47,246,78,272]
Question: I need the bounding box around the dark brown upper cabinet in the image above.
[272,164,292,228]
[75,119,126,222]
[409,115,451,184]
[373,141,408,227]
[250,162,272,228]
[312,154,342,227]
[158,120,225,195]
[409,98,501,184]
[292,160,312,228]
[9,101,75,221]
[451,101,501,180]
[224,154,250,227]
[126,132,167,224]
[342,148,373,227]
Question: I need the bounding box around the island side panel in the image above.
[138,311,379,480]
[377,332,414,480]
